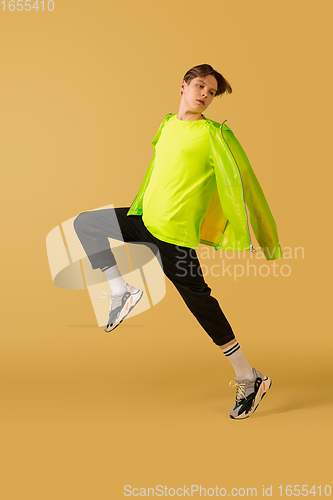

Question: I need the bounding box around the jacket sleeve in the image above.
[126,114,172,216]
[226,130,283,260]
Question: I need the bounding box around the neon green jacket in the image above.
[127,113,283,260]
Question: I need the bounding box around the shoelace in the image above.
[101,292,118,311]
[229,381,247,402]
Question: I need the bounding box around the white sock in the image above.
[102,264,127,295]
[221,340,254,380]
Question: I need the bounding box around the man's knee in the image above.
[174,278,210,296]
[73,212,89,233]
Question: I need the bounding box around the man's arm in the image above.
[224,129,283,260]
[126,113,173,216]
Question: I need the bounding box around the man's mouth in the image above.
[197,99,205,105]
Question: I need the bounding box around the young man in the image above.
[73,64,283,420]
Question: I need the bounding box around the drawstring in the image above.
[214,245,257,254]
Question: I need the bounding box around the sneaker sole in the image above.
[105,290,144,333]
[230,377,272,420]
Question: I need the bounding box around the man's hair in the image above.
[181,64,232,97]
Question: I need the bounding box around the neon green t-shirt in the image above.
[142,114,216,249]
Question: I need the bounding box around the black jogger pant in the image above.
[73,207,235,346]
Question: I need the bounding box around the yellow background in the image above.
[1,0,332,498]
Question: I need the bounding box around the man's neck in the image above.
[176,110,204,121]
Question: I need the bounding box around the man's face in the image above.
[181,75,218,114]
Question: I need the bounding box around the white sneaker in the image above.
[101,284,144,333]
